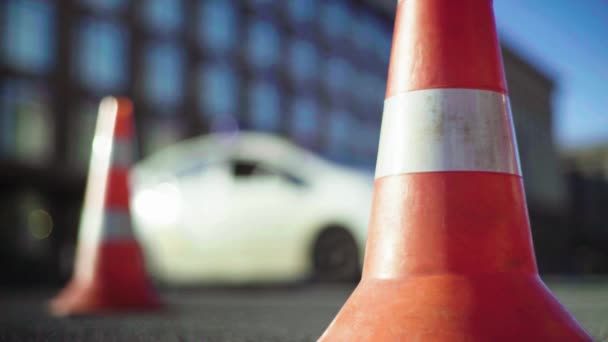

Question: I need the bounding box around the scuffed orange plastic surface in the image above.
[319,173,591,341]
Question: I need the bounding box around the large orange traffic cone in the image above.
[50,97,162,315]
[319,0,591,341]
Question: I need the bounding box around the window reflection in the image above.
[323,57,353,99]
[350,119,377,166]
[290,96,318,147]
[198,0,237,55]
[320,1,351,42]
[247,0,274,11]
[351,13,377,57]
[143,42,184,108]
[246,20,280,72]
[198,63,240,119]
[80,0,127,13]
[287,39,318,89]
[327,109,351,160]
[74,18,129,93]
[140,0,183,34]
[354,71,385,112]
[376,26,392,63]
[248,79,280,132]
[1,0,55,74]
[285,0,317,27]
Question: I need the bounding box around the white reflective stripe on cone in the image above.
[111,138,132,168]
[101,210,135,240]
[375,88,521,179]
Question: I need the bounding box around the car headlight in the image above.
[132,182,181,229]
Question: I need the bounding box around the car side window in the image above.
[231,159,273,178]
[230,159,308,188]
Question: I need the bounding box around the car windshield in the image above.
[233,135,325,179]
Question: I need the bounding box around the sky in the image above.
[493,0,608,151]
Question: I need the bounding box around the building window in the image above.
[1,0,55,74]
[140,0,183,35]
[74,18,129,93]
[80,0,127,13]
[327,109,351,160]
[354,71,385,113]
[246,20,280,72]
[351,13,377,57]
[197,0,238,55]
[290,96,318,147]
[351,121,378,167]
[376,26,392,64]
[287,39,318,89]
[0,79,53,164]
[198,63,240,122]
[248,79,280,132]
[142,42,184,108]
[323,57,353,100]
[320,1,351,43]
[285,0,317,27]
[247,0,274,11]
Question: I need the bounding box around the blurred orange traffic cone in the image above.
[50,97,161,315]
[319,0,591,340]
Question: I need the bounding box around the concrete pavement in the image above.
[1,279,606,341]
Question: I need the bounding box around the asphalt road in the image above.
[1,278,607,341]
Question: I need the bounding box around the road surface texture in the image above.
[1,278,606,341]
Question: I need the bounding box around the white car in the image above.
[130,132,374,285]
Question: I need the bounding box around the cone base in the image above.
[49,241,162,316]
[49,278,162,316]
[319,274,592,341]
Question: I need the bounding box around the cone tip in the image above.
[386,0,507,97]
[98,96,134,139]
[99,96,119,118]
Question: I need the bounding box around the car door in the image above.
[225,158,309,277]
